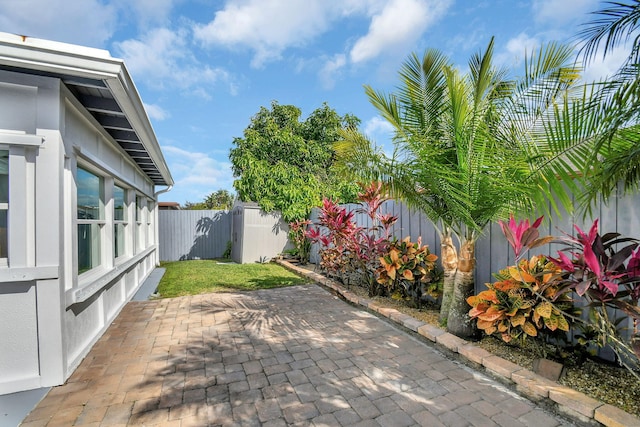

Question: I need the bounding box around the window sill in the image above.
[66,246,155,306]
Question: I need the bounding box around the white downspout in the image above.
[153,185,172,266]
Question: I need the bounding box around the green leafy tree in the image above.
[182,201,206,210]
[204,190,235,210]
[230,101,360,222]
[184,189,235,210]
[336,38,582,337]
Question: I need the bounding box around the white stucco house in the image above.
[0,33,173,395]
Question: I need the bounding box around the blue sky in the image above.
[0,0,626,205]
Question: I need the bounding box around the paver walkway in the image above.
[21,284,575,426]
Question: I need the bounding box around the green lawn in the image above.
[157,259,308,298]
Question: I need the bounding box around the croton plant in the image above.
[469,214,640,371]
[377,236,439,308]
[467,254,574,343]
[468,215,574,343]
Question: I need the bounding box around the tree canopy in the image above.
[229,101,361,221]
[184,189,235,210]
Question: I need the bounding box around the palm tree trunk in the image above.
[446,238,477,338]
[438,231,458,324]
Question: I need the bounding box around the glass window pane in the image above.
[114,223,125,258]
[78,223,101,273]
[77,168,103,220]
[0,210,6,259]
[114,185,126,221]
[0,150,8,204]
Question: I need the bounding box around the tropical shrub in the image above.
[377,236,439,308]
[306,182,397,296]
[306,198,358,283]
[467,254,575,344]
[468,215,576,349]
[471,214,640,375]
[288,219,312,264]
[550,220,640,372]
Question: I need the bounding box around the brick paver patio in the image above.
[21,284,575,426]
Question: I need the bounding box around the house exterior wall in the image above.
[0,69,160,395]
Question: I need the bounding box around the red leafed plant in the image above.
[481,215,640,374]
[288,219,312,264]
[499,214,554,260]
[549,220,640,371]
[306,182,397,296]
[306,198,359,281]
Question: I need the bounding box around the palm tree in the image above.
[336,38,581,337]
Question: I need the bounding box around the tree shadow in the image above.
[53,286,558,426]
[179,212,229,261]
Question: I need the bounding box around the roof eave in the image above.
[0,33,174,187]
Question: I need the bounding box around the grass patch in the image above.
[157,259,308,298]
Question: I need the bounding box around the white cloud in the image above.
[162,145,234,202]
[364,116,394,137]
[319,54,347,89]
[532,0,599,26]
[193,0,450,69]
[115,0,181,27]
[581,44,630,82]
[496,33,541,67]
[114,27,235,96]
[144,103,170,121]
[350,0,452,64]
[193,0,337,68]
[363,116,395,156]
[0,0,117,47]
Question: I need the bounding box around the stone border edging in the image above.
[276,259,640,427]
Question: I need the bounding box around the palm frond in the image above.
[578,0,640,64]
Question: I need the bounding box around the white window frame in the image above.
[0,131,43,270]
[69,146,158,303]
[113,184,127,259]
[135,195,143,252]
[0,149,8,267]
[146,199,154,246]
[76,166,105,276]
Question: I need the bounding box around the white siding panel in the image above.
[0,81,37,132]
[0,282,39,385]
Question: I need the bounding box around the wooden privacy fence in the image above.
[158,202,292,263]
[158,209,232,261]
[310,191,640,293]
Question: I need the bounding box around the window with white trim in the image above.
[135,195,144,251]
[0,150,8,264]
[147,199,154,246]
[77,167,104,274]
[113,184,126,258]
